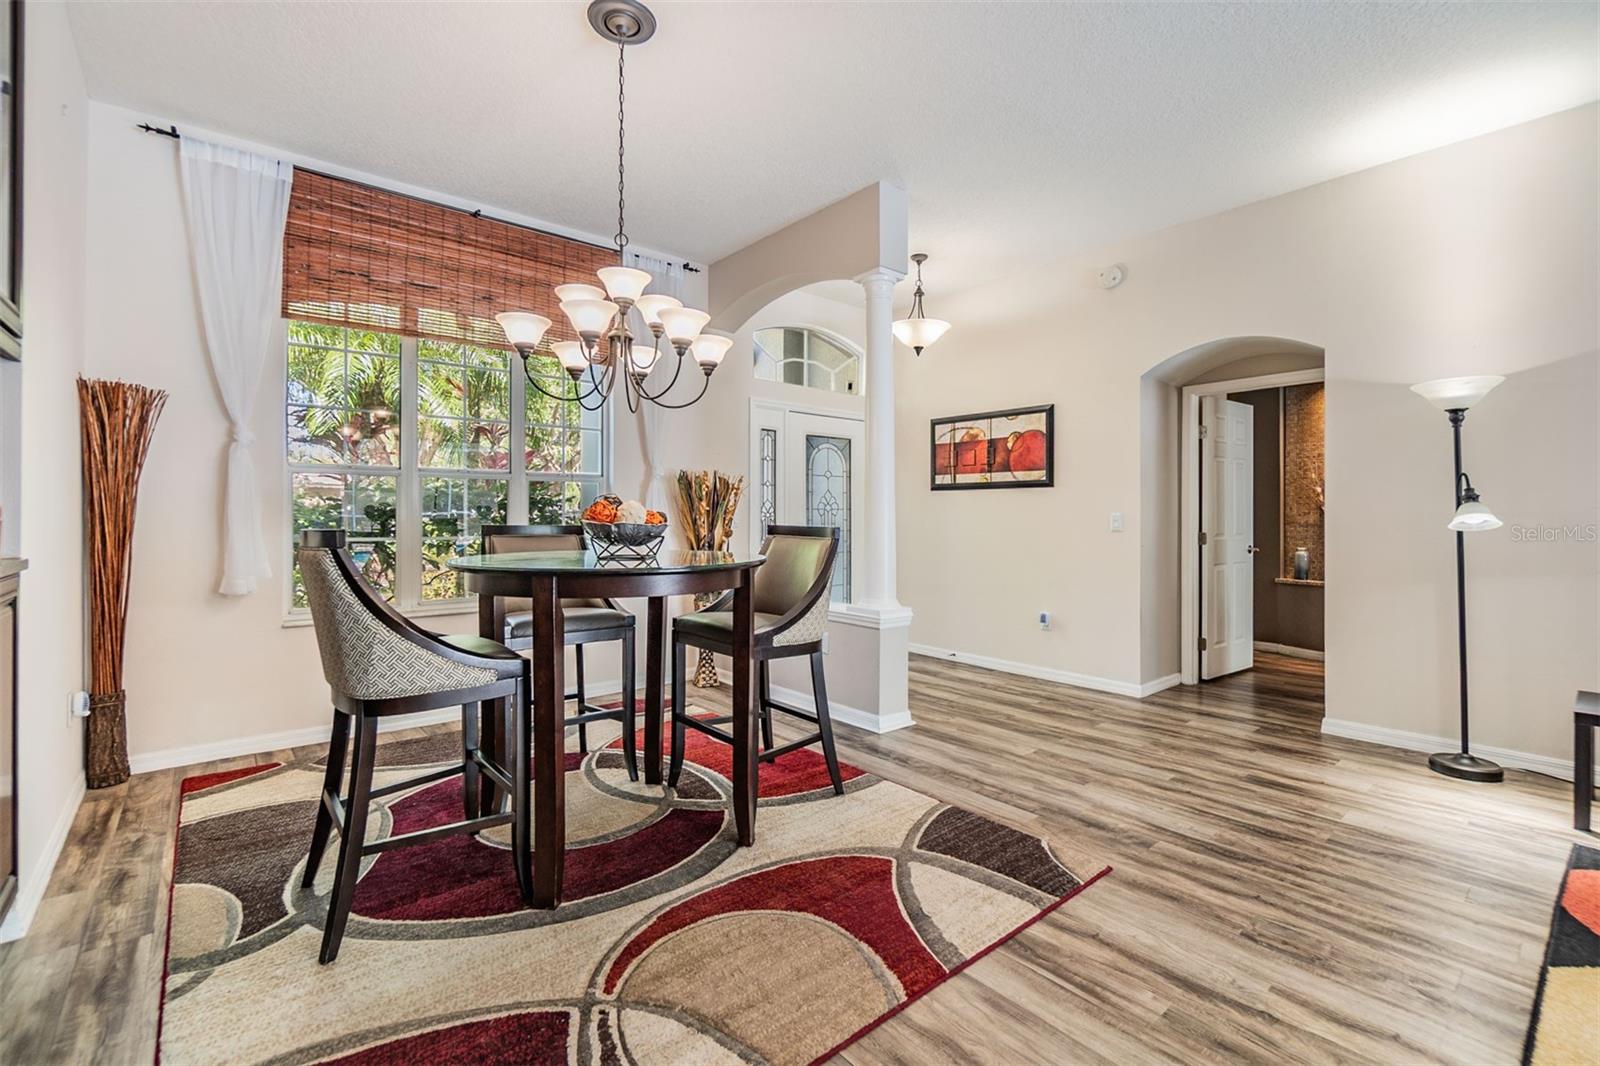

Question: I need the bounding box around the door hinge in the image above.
[1199,637,1208,651]
[1198,423,1209,439]
[1198,531,1208,546]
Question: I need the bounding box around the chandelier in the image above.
[495,0,728,412]
[891,252,951,356]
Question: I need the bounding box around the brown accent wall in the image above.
[1230,388,1324,652]
[1282,383,1326,581]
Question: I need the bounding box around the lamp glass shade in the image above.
[1410,375,1505,411]
[633,294,682,327]
[1448,500,1503,532]
[560,299,619,336]
[892,316,952,351]
[554,283,606,303]
[495,312,551,351]
[659,307,710,345]
[597,266,653,303]
[550,341,589,374]
[628,341,660,376]
[690,333,733,370]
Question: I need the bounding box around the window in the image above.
[287,322,603,610]
[754,327,861,395]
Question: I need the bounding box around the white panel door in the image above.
[1200,396,1255,679]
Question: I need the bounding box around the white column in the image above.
[857,268,904,609]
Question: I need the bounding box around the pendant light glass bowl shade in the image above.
[494,312,552,353]
[1411,375,1505,410]
[891,315,951,352]
[1448,499,1502,532]
[551,341,590,376]
[596,266,653,303]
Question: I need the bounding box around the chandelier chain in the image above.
[615,41,628,261]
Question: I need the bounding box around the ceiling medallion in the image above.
[496,0,727,412]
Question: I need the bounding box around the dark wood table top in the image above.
[447,548,764,575]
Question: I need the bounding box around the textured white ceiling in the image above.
[65,1,1597,292]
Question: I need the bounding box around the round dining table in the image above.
[447,546,767,908]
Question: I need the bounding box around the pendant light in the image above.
[494,0,724,413]
[892,252,952,356]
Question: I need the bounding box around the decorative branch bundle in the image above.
[78,378,168,788]
[673,470,745,687]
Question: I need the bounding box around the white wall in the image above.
[897,104,1598,765]
[80,101,703,769]
[2,1,91,939]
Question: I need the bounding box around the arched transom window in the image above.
[753,327,861,395]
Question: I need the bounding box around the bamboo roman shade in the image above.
[281,170,617,349]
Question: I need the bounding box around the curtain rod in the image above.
[135,121,702,273]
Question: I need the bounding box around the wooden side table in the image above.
[1576,690,1599,832]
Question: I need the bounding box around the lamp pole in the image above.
[1429,407,1503,782]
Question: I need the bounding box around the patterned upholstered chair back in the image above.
[297,530,500,700]
[755,526,839,647]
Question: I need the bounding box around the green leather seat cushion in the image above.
[507,606,633,640]
[674,610,787,644]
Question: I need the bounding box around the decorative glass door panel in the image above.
[805,435,852,604]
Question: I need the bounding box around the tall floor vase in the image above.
[78,378,168,788]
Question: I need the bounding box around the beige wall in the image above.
[80,101,702,767]
[898,104,1598,763]
[3,1,91,937]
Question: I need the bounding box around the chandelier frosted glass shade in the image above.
[597,266,653,303]
[1411,375,1505,411]
[633,294,682,329]
[1448,499,1502,532]
[551,341,590,377]
[690,333,733,372]
[561,298,621,338]
[494,312,552,353]
[891,315,951,352]
[555,283,607,303]
[658,307,710,347]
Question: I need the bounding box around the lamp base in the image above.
[1428,751,1504,783]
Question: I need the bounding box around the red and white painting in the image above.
[930,404,1054,490]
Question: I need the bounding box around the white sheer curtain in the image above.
[628,253,686,511]
[178,138,294,596]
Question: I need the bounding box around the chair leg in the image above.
[512,675,533,905]
[668,637,688,788]
[621,629,638,781]
[320,715,377,964]
[302,708,350,890]
[477,697,501,818]
[811,652,844,796]
[461,701,481,821]
[758,660,774,753]
[575,644,588,754]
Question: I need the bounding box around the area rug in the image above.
[158,711,1108,1065]
[1522,844,1600,1066]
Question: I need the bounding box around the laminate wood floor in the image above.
[0,653,1587,1064]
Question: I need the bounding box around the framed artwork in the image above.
[0,0,21,360]
[930,404,1054,490]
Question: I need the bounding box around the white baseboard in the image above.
[128,680,625,776]
[1139,673,1183,697]
[0,775,86,943]
[1255,641,1325,661]
[709,668,912,734]
[1321,718,1594,784]
[909,642,1151,699]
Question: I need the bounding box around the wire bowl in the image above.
[583,520,668,562]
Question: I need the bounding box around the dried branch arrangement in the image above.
[673,470,745,687]
[78,377,168,788]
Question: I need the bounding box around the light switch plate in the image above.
[1109,511,1124,532]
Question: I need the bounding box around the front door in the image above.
[750,403,864,604]
[1200,396,1255,679]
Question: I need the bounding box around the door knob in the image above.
[1246,545,1260,554]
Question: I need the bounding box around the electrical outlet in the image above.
[1109,511,1124,532]
[821,632,829,654]
[69,690,90,721]
[1039,611,1051,631]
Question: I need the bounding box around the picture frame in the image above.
[930,403,1054,490]
[0,0,22,360]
